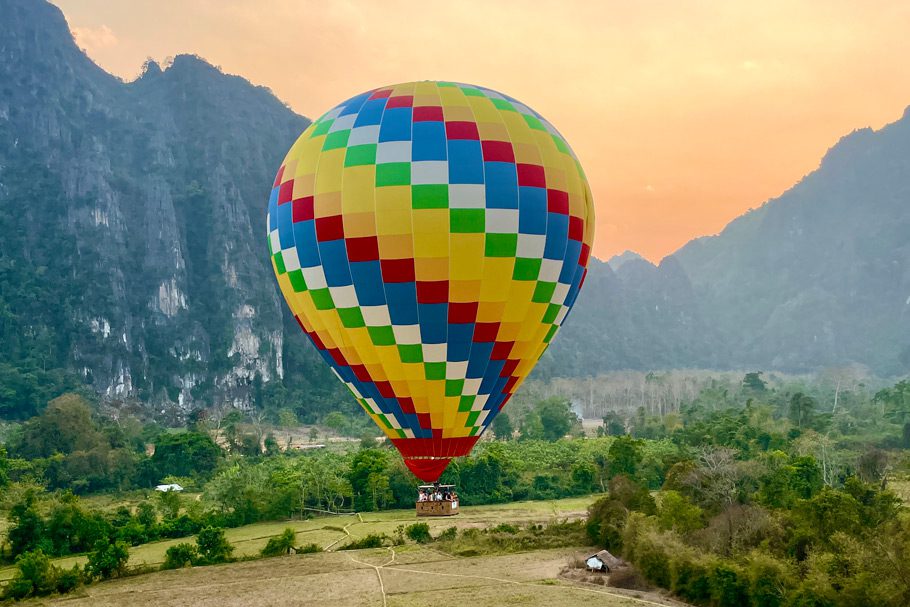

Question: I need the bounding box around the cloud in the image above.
[71,24,118,52]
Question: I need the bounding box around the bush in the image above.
[196,526,233,564]
[341,533,387,550]
[608,475,656,515]
[86,539,130,580]
[405,523,432,544]
[586,496,628,550]
[261,528,297,557]
[437,526,458,542]
[635,538,672,589]
[657,490,704,534]
[670,553,713,604]
[162,543,199,570]
[55,565,83,594]
[298,543,322,554]
[746,552,794,607]
[709,562,749,607]
[3,550,57,600]
[490,523,519,534]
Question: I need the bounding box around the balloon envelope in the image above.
[267,82,594,481]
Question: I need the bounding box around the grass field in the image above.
[0,495,601,582]
[25,545,687,607]
[6,495,698,606]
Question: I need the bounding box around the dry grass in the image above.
[25,547,686,607]
[0,496,595,582]
[5,495,640,607]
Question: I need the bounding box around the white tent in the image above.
[155,483,184,492]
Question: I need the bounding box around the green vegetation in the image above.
[260,527,298,557]
[0,372,908,602]
[579,374,910,607]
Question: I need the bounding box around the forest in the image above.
[0,371,908,604]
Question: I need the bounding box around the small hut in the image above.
[585,550,626,572]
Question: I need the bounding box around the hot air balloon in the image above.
[267,81,594,487]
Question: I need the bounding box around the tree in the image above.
[875,380,910,422]
[348,449,389,511]
[8,490,46,557]
[86,539,129,580]
[602,411,626,436]
[492,410,513,440]
[742,372,767,392]
[608,435,644,479]
[789,393,816,429]
[323,411,350,435]
[12,393,104,458]
[536,397,577,441]
[519,410,544,440]
[856,448,890,486]
[158,490,181,520]
[658,490,704,534]
[196,526,233,564]
[586,496,628,550]
[162,543,199,569]
[278,408,298,449]
[151,432,221,479]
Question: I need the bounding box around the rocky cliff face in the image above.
[0,0,330,414]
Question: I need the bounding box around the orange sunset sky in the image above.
[54,0,910,262]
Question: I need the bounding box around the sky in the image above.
[55,0,910,262]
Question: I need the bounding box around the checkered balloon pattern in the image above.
[267,81,594,481]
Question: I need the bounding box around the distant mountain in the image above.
[607,250,644,271]
[1,0,907,421]
[542,108,910,377]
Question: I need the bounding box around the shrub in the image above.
[261,528,297,557]
[586,496,628,550]
[746,552,794,607]
[342,533,387,550]
[55,565,83,594]
[670,553,713,604]
[298,543,322,554]
[405,522,432,544]
[657,490,704,534]
[609,475,656,515]
[490,523,519,534]
[437,526,458,542]
[634,534,672,589]
[3,550,57,600]
[196,526,233,564]
[709,562,749,607]
[86,539,130,580]
[162,543,199,570]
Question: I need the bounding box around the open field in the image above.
[0,495,602,582]
[24,545,687,607]
[6,494,692,606]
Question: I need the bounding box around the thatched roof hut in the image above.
[585,550,627,572]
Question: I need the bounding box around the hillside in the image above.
[0,0,346,418]
[543,109,910,377]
